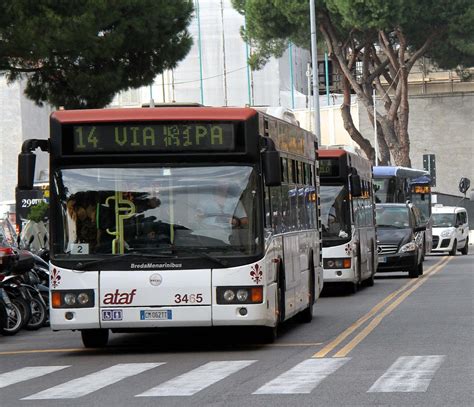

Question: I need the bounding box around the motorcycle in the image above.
[0,278,23,335]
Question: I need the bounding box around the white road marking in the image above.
[22,363,163,399]
[0,366,69,389]
[368,355,446,393]
[136,360,256,397]
[253,358,350,394]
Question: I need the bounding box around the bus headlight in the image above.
[399,242,417,253]
[217,286,263,304]
[324,258,351,269]
[236,289,249,302]
[223,290,235,302]
[51,290,95,308]
[64,293,76,306]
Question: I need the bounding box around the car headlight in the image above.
[441,229,454,238]
[399,242,417,253]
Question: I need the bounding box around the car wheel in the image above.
[460,238,469,255]
[408,260,420,278]
[449,240,457,256]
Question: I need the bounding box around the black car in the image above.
[375,203,426,278]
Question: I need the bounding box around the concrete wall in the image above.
[0,78,51,203]
[0,78,23,203]
[358,92,474,197]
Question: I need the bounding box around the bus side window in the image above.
[289,184,298,230]
[281,184,290,232]
[264,187,271,228]
[270,186,282,233]
[281,158,288,183]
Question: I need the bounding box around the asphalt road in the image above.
[0,249,472,407]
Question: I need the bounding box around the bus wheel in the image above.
[365,272,375,287]
[365,250,376,287]
[418,261,424,276]
[81,329,109,348]
[299,261,315,323]
[258,325,278,344]
[449,240,457,256]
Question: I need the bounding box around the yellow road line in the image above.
[333,257,451,357]
[313,256,450,358]
[266,342,324,347]
[0,342,325,356]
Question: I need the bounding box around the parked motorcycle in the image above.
[0,279,24,335]
[1,228,49,333]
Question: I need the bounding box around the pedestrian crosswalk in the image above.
[0,355,446,400]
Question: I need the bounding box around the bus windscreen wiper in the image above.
[74,251,175,270]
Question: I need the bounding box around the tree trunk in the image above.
[339,76,375,162]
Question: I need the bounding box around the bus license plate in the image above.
[140,310,172,321]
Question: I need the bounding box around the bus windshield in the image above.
[410,193,431,223]
[373,178,400,203]
[320,185,351,244]
[53,165,260,258]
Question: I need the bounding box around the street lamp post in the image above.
[310,0,321,146]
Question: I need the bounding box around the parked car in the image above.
[431,205,469,255]
[375,202,426,278]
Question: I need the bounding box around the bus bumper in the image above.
[51,291,276,330]
[323,268,356,283]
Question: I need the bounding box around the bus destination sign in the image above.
[319,158,339,177]
[71,123,235,153]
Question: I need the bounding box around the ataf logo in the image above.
[103,289,137,305]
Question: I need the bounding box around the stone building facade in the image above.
[357,92,474,197]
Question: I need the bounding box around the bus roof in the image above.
[318,149,347,158]
[51,107,258,124]
[373,166,428,179]
[410,175,431,185]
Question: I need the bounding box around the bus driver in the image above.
[195,183,248,244]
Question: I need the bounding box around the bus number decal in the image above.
[174,293,203,304]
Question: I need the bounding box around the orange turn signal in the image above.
[343,258,351,268]
[251,287,263,303]
[51,291,62,308]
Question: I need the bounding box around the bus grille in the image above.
[377,244,398,255]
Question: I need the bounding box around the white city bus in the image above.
[318,148,377,293]
[17,106,323,347]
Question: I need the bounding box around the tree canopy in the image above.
[0,0,194,109]
[233,0,474,165]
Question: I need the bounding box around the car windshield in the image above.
[432,213,455,227]
[320,185,351,245]
[52,166,260,258]
[375,206,410,228]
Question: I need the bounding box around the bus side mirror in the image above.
[17,152,36,190]
[263,150,282,187]
[350,174,362,197]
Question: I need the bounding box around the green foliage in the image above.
[27,201,49,223]
[234,0,474,71]
[0,0,194,108]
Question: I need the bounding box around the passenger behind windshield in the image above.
[320,185,350,240]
